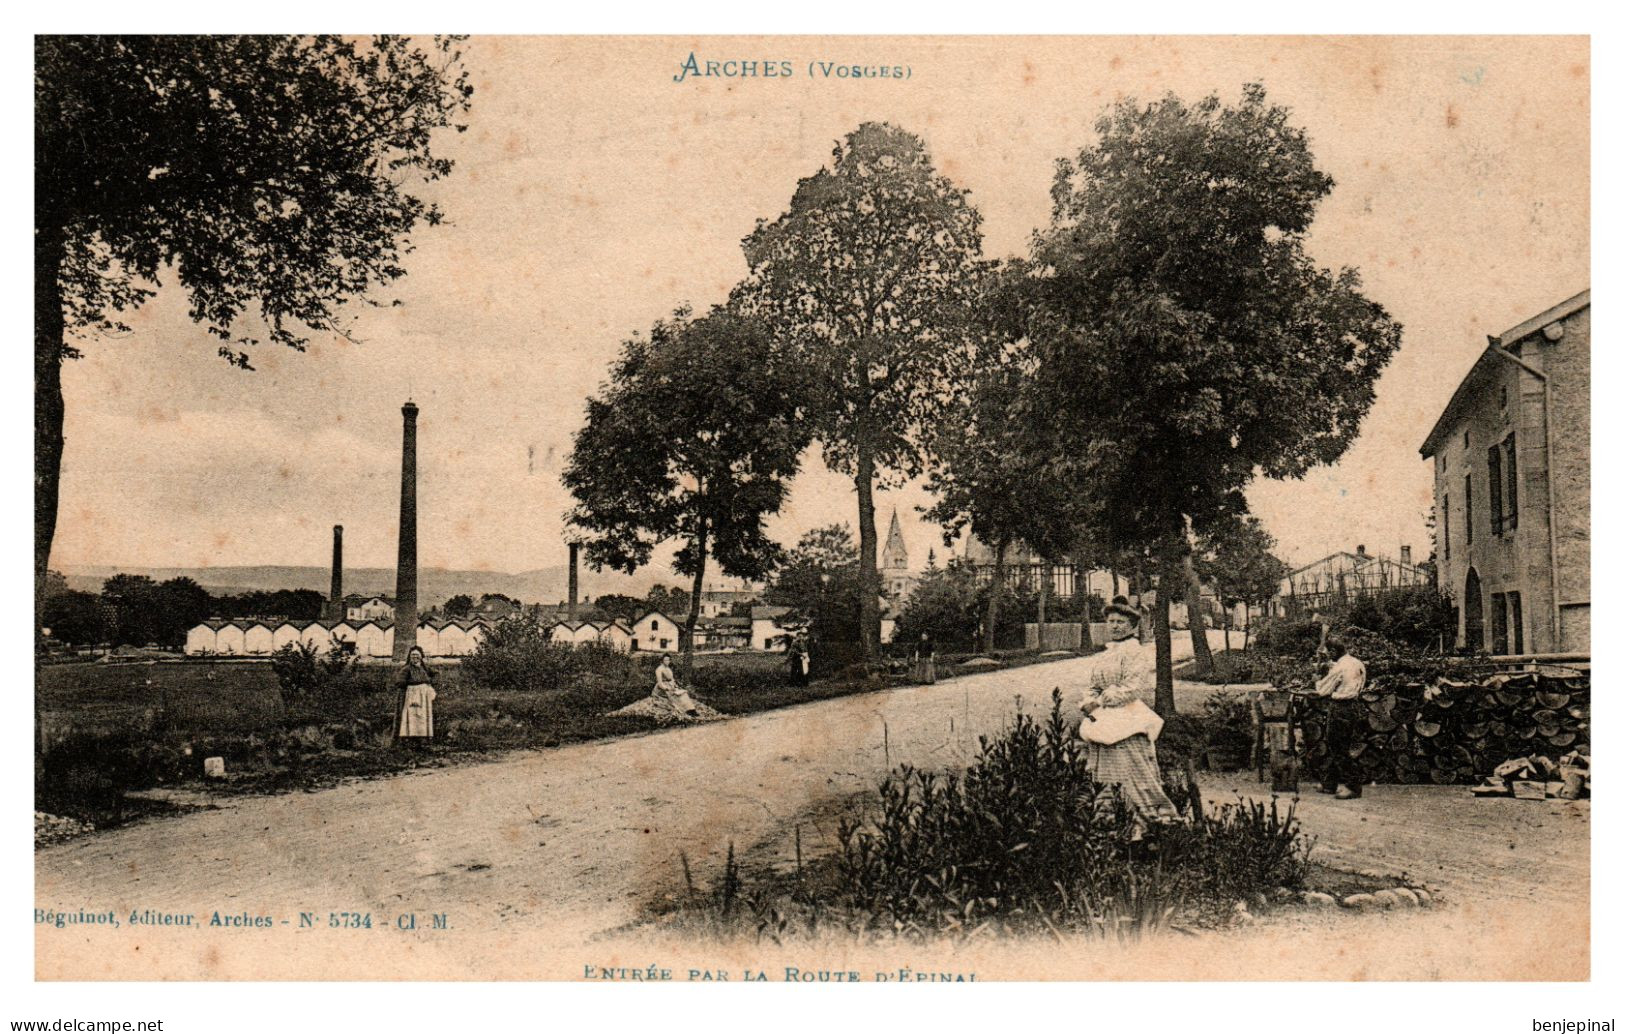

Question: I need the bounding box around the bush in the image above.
[270,640,357,709]
[463,616,594,692]
[1252,618,1323,658]
[807,691,1310,937]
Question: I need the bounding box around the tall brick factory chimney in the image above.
[392,400,419,662]
[329,525,344,619]
[568,542,580,622]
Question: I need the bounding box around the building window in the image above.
[1491,592,1509,655]
[651,619,659,630]
[1488,445,1503,535]
[1503,433,1519,531]
[1464,475,1473,545]
[1442,493,1450,560]
[1508,592,1524,654]
[659,638,670,649]
[1464,428,1471,448]
[1499,385,1509,411]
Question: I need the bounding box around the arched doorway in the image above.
[1463,567,1485,653]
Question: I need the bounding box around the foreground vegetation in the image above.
[35,639,1091,832]
[654,692,1318,943]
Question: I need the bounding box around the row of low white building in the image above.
[185,617,491,658]
[182,607,784,658]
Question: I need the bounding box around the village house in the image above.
[344,594,395,623]
[750,604,795,651]
[630,610,681,653]
[1420,290,1589,655]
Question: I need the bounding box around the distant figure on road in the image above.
[787,637,810,686]
[1294,637,1368,799]
[1076,597,1181,838]
[652,654,701,718]
[912,633,936,684]
[393,645,437,746]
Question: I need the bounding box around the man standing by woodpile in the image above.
[1295,638,1368,799]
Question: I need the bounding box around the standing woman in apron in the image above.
[394,645,437,747]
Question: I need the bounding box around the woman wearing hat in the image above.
[1076,597,1181,836]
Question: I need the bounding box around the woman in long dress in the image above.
[1076,598,1181,837]
[393,645,437,746]
[652,654,700,718]
[912,633,937,684]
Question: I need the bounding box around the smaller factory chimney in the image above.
[1401,545,1412,566]
[1356,544,1367,558]
[329,525,344,619]
[568,542,580,622]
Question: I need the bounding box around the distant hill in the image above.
[60,563,692,608]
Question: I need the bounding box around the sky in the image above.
[50,35,1590,579]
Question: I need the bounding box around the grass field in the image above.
[35,646,1090,831]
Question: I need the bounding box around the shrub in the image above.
[1252,618,1324,658]
[463,616,587,692]
[787,691,1312,938]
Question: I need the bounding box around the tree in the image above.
[892,563,983,650]
[765,525,866,662]
[1027,84,1402,714]
[41,590,110,645]
[34,35,474,608]
[1194,515,1288,651]
[154,576,212,649]
[443,594,475,619]
[739,122,986,659]
[564,305,809,662]
[591,593,644,624]
[922,262,1090,654]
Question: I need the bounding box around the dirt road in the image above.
[35,632,1588,980]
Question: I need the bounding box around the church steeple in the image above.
[881,508,909,572]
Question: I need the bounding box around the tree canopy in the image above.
[563,304,809,656]
[1026,84,1403,710]
[738,121,987,657]
[34,35,474,603]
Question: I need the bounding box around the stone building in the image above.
[1420,290,1589,655]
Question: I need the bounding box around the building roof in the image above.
[751,604,793,622]
[1284,549,1427,586]
[1420,289,1589,458]
[882,508,909,567]
[634,609,682,625]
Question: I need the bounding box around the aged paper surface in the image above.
[33,34,1589,982]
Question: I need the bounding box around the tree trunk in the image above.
[1183,552,1214,674]
[984,539,1007,655]
[1036,561,1049,650]
[35,222,67,624]
[1152,567,1176,717]
[1243,602,1252,651]
[854,451,880,660]
[1223,607,1232,654]
[683,515,707,671]
[1111,570,1120,598]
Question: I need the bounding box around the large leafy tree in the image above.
[923,267,1089,654]
[34,35,473,607]
[1028,84,1402,714]
[739,122,986,659]
[563,305,809,661]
